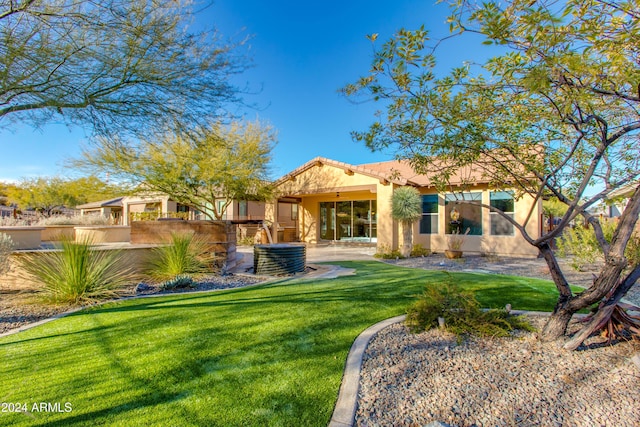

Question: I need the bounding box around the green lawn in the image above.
[0,261,562,426]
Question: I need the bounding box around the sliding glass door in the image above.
[319,200,377,242]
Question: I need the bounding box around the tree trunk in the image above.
[564,264,640,350]
[401,222,412,258]
[538,242,576,341]
[541,306,575,341]
[545,185,640,347]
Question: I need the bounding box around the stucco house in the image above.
[78,194,265,225]
[602,181,639,218]
[268,157,542,257]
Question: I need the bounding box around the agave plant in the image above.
[146,232,213,281]
[19,237,135,304]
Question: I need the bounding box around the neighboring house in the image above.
[76,197,124,224]
[604,181,639,218]
[0,205,14,218]
[268,157,542,257]
[78,194,265,225]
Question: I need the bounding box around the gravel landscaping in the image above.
[356,316,640,427]
[357,254,640,427]
[0,273,265,334]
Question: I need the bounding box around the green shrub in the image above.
[0,233,14,275]
[406,275,534,339]
[160,274,195,290]
[410,244,430,257]
[373,243,404,259]
[146,232,213,281]
[19,238,135,304]
[555,220,639,271]
[556,224,601,270]
[236,235,256,246]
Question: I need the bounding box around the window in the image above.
[420,194,439,234]
[238,201,248,218]
[445,192,482,235]
[319,200,377,242]
[490,191,515,235]
[216,200,227,219]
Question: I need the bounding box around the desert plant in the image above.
[35,215,111,226]
[146,232,213,281]
[0,217,29,226]
[447,227,470,251]
[391,187,423,258]
[410,244,430,257]
[160,274,195,290]
[0,233,14,275]
[556,220,633,271]
[406,275,534,339]
[19,238,135,304]
[373,243,404,259]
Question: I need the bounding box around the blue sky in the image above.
[0,0,468,182]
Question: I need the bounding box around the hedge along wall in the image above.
[130,220,237,271]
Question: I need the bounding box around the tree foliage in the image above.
[5,175,123,214]
[0,0,246,139]
[345,0,640,347]
[75,120,276,220]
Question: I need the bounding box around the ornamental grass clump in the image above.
[406,274,534,340]
[19,238,135,304]
[146,232,213,281]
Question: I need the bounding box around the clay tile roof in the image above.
[276,156,492,188]
[275,157,410,186]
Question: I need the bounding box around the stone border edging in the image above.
[329,314,407,427]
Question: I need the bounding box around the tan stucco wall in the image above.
[0,227,44,250]
[412,186,540,258]
[75,226,131,243]
[272,161,541,257]
[274,162,395,247]
[41,226,76,242]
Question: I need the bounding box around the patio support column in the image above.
[123,200,130,226]
[273,201,279,243]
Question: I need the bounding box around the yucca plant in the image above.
[146,232,213,281]
[19,238,135,304]
[391,186,423,258]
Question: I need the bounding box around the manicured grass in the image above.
[0,261,563,426]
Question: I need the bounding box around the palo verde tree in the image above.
[0,0,246,139]
[6,175,124,215]
[75,120,276,220]
[344,0,640,348]
[391,186,423,258]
